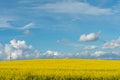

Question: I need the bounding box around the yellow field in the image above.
[0,59,120,80]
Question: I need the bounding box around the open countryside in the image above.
[0,0,120,80]
[0,59,120,80]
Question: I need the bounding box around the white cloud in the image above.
[91,51,120,59]
[38,1,112,15]
[33,50,41,58]
[103,38,120,49]
[0,44,4,59]
[0,40,62,60]
[0,39,36,60]
[80,32,101,42]
[45,50,60,56]
[10,39,32,49]
[0,18,37,30]
[84,45,98,50]
[4,39,33,60]
[92,51,105,57]
[0,16,14,29]
[1,38,120,60]
[57,39,82,47]
[20,23,35,30]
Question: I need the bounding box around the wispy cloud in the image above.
[37,1,113,15]
[57,39,82,47]
[112,0,120,14]
[0,16,15,29]
[0,21,37,30]
[83,45,98,50]
[19,22,35,30]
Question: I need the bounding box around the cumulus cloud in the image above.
[90,51,120,59]
[80,32,101,42]
[38,1,112,15]
[1,38,120,60]
[103,38,120,49]
[46,50,59,56]
[43,50,60,58]
[5,39,33,60]
[0,39,40,60]
[0,39,63,60]
[92,51,105,57]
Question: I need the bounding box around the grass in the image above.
[0,59,120,80]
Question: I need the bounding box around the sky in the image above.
[0,0,120,60]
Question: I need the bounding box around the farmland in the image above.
[0,59,120,80]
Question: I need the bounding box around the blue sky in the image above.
[0,0,120,60]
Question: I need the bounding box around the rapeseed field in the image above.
[0,59,120,80]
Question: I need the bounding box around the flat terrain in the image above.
[0,59,120,80]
